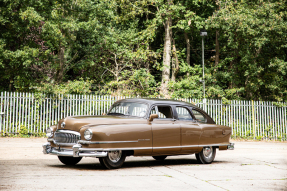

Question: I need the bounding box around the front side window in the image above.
[108,102,147,117]
[149,106,173,119]
[192,110,207,123]
[150,106,158,115]
[176,107,193,120]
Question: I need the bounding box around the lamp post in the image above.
[200,29,207,109]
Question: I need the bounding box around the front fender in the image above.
[79,123,153,151]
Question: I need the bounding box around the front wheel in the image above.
[195,146,216,164]
[99,150,126,169]
[58,156,82,165]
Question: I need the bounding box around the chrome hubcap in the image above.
[203,147,213,159]
[108,151,122,163]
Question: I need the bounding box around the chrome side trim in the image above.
[78,140,139,144]
[76,143,232,152]
[54,143,76,146]
[198,143,231,147]
[78,147,152,152]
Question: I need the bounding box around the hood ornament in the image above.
[61,122,65,128]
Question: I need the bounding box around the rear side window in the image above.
[176,107,193,120]
[192,110,207,123]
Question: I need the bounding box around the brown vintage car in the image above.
[43,98,234,169]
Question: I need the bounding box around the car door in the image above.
[150,105,181,154]
[175,106,202,152]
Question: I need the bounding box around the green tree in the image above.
[207,0,287,101]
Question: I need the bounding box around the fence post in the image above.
[0,112,4,135]
[0,91,2,135]
[252,100,255,139]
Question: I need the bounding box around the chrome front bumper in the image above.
[227,143,235,150]
[42,142,107,158]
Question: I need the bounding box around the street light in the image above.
[200,29,207,109]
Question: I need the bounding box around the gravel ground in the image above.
[0,137,286,191]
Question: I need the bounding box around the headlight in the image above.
[46,128,53,138]
[61,122,65,128]
[84,129,93,140]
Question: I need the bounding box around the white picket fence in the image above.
[0,91,286,140]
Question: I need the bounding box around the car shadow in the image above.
[48,158,226,170]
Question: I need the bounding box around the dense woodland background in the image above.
[0,0,287,101]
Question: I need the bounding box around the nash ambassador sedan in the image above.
[43,98,234,169]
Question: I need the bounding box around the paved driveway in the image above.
[0,138,286,191]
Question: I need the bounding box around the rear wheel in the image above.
[195,146,216,164]
[99,151,126,169]
[152,156,167,161]
[58,156,82,165]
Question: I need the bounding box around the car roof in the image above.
[112,98,215,123]
[115,98,199,108]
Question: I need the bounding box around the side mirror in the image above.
[149,114,158,121]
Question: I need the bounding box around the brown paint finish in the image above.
[198,124,231,145]
[151,118,181,154]
[63,116,142,132]
[84,123,152,150]
[179,120,202,152]
[219,146,228,150]
[46,98,232,157]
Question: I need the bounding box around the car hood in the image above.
[57,115,147,131]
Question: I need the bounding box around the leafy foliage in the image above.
[0,0,287,102]
[102,69,159,97]
[19,125,30,138]
[35,78,93,95]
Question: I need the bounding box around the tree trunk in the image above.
[171,57,175,81]
[214,0,220,72]
[171,38,179,81]
[215,30,219,70]
[160,15,172,96]
[184,32,190,76]
[56,45,65,83]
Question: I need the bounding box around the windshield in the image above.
[107,102,148,117]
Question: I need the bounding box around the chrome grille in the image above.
[53,130,80,145]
